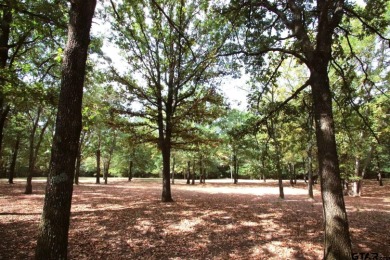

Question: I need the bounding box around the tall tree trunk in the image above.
[352,146,374,196]
[161,143,173,201]
[307,143,314,199]
[171,155,175,184]
[128,159,133,181]
[289,163,296,186]
[377,173,383,186]
[186,161,191,184]
[157,86,172,201]
[311,67,352,259]
[0,105,10,175]
[199,155,203,184]
[74,131,86,185]
[191,160,195,185]
[261,155,266,182]
[35,1,96,258]
[74,151,81,185]
[233,154,238,184]
[352,156,361,196]
[273,136,284,199]
[25,108,41,194]
[8,134,20,184]
[103,161,109,185]
[103,131,116,185]
[275,154,284,199]
[0,1,12,176]
[96,149,101,184]
[25,109,50,194]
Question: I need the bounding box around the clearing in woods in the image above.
[0,178,389,259]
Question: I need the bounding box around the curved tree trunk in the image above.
[35,1,96,258]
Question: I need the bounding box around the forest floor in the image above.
[0,178,389,260]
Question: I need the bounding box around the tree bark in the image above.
[276,156,284,200]
[352,146,374,196]
[74,151,81,185]
[233,154,238,184]
[103,160,109,185]
[377,173,383,186]
[128,158,133,181]
[289,163,296,186]
[74,131,86,185]
[0,105,10,175]
[352,156,361,196]
[96,149,101,184]
[35,1,96,259]
[311,67,352,259]
[171,156,175,184]
[307,143,314,199]
[8,134,20,184]
[103,131,117,185]
[191,160,195,185]
[199,156,205,184]
[161,144,173,201]
[25,109,40,194]
[260,155,267,182]
[273,135,284,199]
[157,78,173,201]
[186,161,191,184]
[25,108,49,194]
[0,1,12,175]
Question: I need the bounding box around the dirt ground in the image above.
[0,178,389,259]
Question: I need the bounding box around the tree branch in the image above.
[109,0,121,21]
[219,48,308,64]
[254,80,311,129]
[344,6,390,44]
[150,0,197,60]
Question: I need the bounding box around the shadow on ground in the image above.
[0,178,389,259]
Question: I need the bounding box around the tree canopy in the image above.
[0,0,389,259]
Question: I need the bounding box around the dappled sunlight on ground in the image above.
[0,178,389,259]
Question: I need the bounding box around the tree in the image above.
[221,0,390,257]
[35,1,96,258]
[24,106,52,194]
[330,26,390,196]
[0,0,66,175]
[74,129,88,185]
[102,129,117,184]
[109,0,226,201]
[217,109,251,183]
